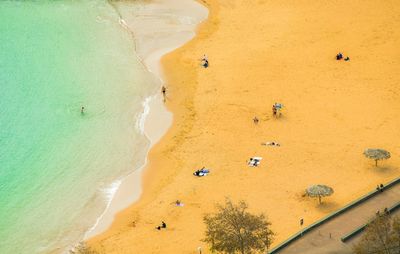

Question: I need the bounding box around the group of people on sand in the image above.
[336,52,350,61]
[156,221,167,230]
[272,102,283,117]
[253,102,283,124]
[272,104,278,116]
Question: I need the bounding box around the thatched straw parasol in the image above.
[363,149,391,166]
[306,185,334,204]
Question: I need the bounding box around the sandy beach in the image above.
[89,0,400,253]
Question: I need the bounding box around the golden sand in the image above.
[89,0,400,252]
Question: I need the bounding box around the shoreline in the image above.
[85,0,208,239]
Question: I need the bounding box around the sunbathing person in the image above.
[193,168,210,177]
[261,141,281,146]
[248,157,262,167]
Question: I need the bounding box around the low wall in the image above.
[341,200,400,242]
[269,177,400,254]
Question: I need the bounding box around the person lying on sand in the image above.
[193,167,210,177]
[248,157,262,167]
[261,141,280,146]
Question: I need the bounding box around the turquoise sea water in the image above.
[0,1,158,253]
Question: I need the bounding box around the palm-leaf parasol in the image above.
[306,184,334,204]
[363,149,390,166]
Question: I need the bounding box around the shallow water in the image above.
[0,1,158,253]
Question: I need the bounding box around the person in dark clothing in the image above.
[203,59,209,68]
[161,86,167,102]
[272,105,277,116]
[253,116,259,124]
[161,221,167,228]
[336,52,343,60]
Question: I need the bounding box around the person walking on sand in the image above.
[161,86,167,102]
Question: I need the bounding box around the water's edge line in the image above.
[83,95,152,240]
[80,0,208,245]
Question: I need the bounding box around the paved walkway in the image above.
[275,184,400,254]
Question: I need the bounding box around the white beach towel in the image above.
[248,157,262,167]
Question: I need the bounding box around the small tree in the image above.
[363,149,391,167]
[353,215,400,254]
[305,185,334,204]
[203,199,274,254]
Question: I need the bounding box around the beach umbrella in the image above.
[306,185,334,204]
[363,149,391,167]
